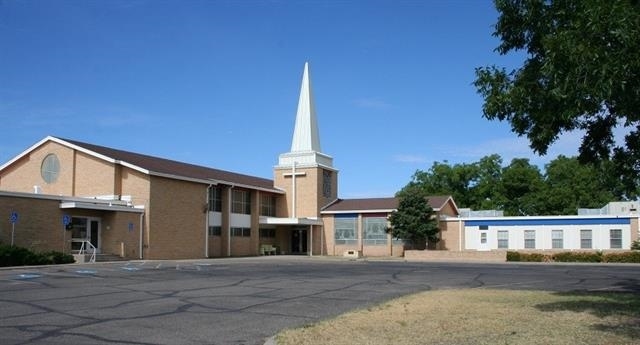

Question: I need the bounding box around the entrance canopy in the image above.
[259,216,323,226]
[60,196,144,213]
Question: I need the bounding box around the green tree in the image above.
[473,154,504,210]
[474,0,640,197]
[542,156,615,214]
[412,161,480,209]
[388,185,439,249]
[499,158,546,216]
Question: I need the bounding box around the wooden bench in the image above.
[260,244,277,255]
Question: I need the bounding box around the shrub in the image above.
[506,251,520,261]
[631,240,640,250]
[0,244,74,267]
[521,253,548,262]
[603,251,640,263]
[552,251,602,263]
[40,251,75,264]
[506,251,548,262]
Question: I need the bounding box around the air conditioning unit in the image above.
[343,250,361,259]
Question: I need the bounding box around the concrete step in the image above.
[95,254,128,262]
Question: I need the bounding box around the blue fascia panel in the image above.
[466,217,630,227]
[334,213,358,219]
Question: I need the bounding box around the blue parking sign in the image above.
[9,212,18,224]
[63,215,71,226]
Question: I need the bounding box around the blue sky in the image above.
[0,0,584,198]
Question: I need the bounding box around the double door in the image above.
[70,217,101,253]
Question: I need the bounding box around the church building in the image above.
[0,63,457,260]
[0,63,635,261]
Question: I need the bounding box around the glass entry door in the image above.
[291,228,308,254]
[70,217,101,253]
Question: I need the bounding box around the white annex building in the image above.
[459,202,636,251]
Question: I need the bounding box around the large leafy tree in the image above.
[499,158,546,216]
[412,161,480,209]
[408,154,624,216]
[474,0,640,197]
[541,155,616,214]
[412,154,505,211]
[388,185,439,249]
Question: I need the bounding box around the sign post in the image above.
[9,212,18,246]
[62,215,71,253]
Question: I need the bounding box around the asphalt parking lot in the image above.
[1,256,639,345]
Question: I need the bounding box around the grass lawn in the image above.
[276,289,640,345]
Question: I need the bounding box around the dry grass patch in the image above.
[276,289,640,345]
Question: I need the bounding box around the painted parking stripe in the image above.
[16,273,42,279]
[121,266,140,271]
[76,270,97,275]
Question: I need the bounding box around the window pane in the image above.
[497,231,508,249]
[580,230,592,249]
[364,217,387,245]
[524,230,535,249]
[260,194,277,217]
[208,226,221,236]
[41,154,60,184]
[232,190,251,214]
[335,217,357,245]
[208,186,222,212]
[260,228,276,238]
[610,229,622,249]
[231,227,251,237]
[552,230,563,249]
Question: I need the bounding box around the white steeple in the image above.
[278,62,333,169]
[291,62,321,152]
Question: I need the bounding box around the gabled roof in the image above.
[2,136,281,193]
[322,195,457,214]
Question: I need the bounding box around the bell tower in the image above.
[274,62,338,219]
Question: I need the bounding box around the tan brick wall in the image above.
[208,235,223,257]
[231,236,252,256]
[273,166,337,218]
[0,141,75,195]
[0,193,142,258]
[220,186,231,257]
[405,250,506,262]
[0,195,65,251]
[147,177,207,259]
[362,245,390,257]
[250,190,260,256]
[439,219,464,251]
[274,226,290,254]
[321,214,335,255]
[101,212,144,259]
[438,199,458,217]
[632,218,639,243]
[73,151,117,197]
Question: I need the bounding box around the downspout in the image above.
[321,223,323,256]
[205,184,212,258]
[139,212,144,259]
[458,217,462,252]
[228,186,233,257]
[309,225,313,257]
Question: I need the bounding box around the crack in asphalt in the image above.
[2,260,640,345]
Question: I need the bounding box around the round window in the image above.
[41,154,60,184]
